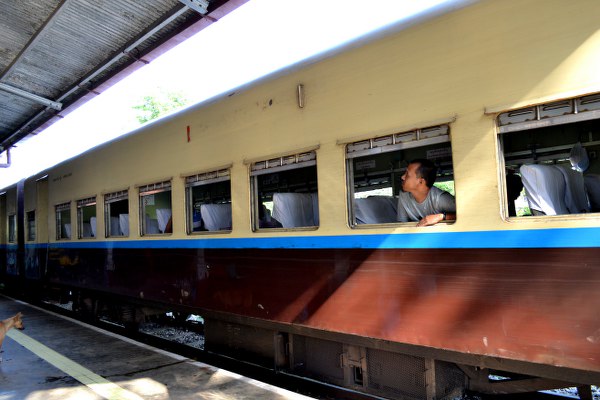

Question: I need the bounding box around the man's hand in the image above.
[416,213,444,227]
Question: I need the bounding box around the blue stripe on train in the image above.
[20,226,600,250]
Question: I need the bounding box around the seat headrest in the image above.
[570,142,589,172]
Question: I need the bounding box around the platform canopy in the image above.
[0,0,246,155]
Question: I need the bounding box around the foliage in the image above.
[517,206,532,217]
[434,180,455,196]
[133,89,189,124]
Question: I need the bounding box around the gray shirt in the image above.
[397,186,456,222]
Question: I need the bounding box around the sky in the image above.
[0,0,454,188]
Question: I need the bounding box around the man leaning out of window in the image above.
[397,158,456,227]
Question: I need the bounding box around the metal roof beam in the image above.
[179,0,209,14]
[0,83,62,111]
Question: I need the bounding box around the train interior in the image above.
[55,202,72,239]
[187,176,232,233]
[105,191,129,237]
[252,151,319,230]
[26,210,35,241]
[77,197,97,239]
[500,95,600,217]
[140,181,173,235]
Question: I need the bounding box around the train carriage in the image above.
[1,184,20,279]
[2,0,600,398]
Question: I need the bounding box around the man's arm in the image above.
[416,191,456,226]
[416,212,455,227]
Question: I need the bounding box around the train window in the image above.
[77,197,96,239]
[346,124,455,227]
[105,190,129,237]
[498,93,600,217]
[26,211,35,241]
[139,181,172,235]
[250,151,319,230]
[185,168,232,234]
[55,202,71,240]
[8,214,16,243]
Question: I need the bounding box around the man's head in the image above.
[401,159,437,192]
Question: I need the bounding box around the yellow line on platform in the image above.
[7,329,143,400]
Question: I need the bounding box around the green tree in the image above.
[133,89,189,124]
[434,180,455,196]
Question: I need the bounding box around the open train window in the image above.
[139,181,172,235]
[8,214,16,243]
[55,202,71,240]
[185,168,232,234]
[105,190,129,237]
[77,197,96,239]
[250,150,319,231]
[26,211,35,241]
[346,124,455,227]
[498,93,600,218]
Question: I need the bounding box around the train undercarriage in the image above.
[6,278,595,400]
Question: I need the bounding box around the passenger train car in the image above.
[2,1,600,398]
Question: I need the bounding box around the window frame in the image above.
[139,181,172,236]
[77,196,97,239]
[104,190,129,238]
[8,214,16,243]
[185,168,232,235]
[345,124,453,228]
[496,93,600,220]
[55,202,71,240]
[26,210,35,242]
[250,150,319,232]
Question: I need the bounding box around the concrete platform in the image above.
[0,295,313,400]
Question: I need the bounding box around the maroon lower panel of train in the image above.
[18,246,600,374]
